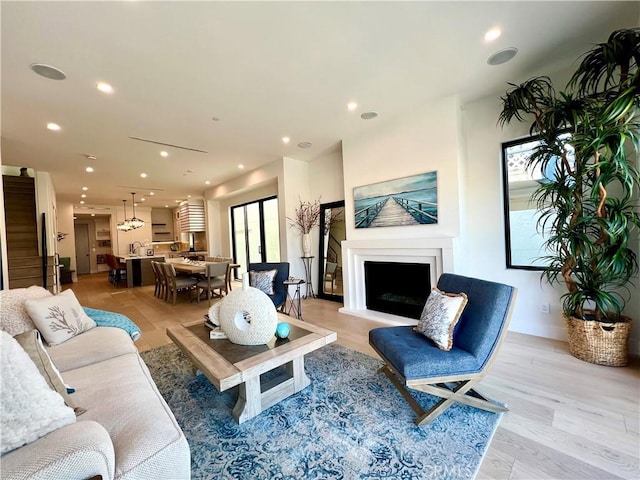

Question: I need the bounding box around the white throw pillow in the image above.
[0,331,76,454]
[414,287,468,351]
[0,286,53,336]
[249,269,278,295]
[25,290,96,346]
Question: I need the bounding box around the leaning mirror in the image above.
[501,134,571,270]
[317,201,345,301]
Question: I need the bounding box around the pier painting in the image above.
[354,171,438,228]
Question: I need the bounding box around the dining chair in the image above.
[161,262,198,305]
[217,257,234,292]
[150,261,163,298]
[196,262,229,305]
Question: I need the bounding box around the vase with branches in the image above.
[288,198,321,257]
[498,28,639,365]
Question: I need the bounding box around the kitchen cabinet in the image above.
[95,219,110,240]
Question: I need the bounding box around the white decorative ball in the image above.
[218,283,277,345]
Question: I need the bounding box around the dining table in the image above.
[168,259,240,292]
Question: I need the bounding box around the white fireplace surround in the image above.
[339,237,456,325]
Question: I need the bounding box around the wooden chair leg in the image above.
[379,364,507,426]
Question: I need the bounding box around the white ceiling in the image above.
[2,1,637,209]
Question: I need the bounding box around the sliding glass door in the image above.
[231,196,280,277]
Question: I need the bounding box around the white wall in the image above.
[342,95,463,245]
[309,145,345,204]
[56,201,77,280]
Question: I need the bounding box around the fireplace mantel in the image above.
[339,237,456,325]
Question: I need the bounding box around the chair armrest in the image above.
[0,421,115,480]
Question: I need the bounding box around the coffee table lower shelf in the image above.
[167,315,336,424]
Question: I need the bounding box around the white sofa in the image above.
[0,287,190,480]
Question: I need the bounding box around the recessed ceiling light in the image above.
[90,213,95,217]
[82,186,88,191]
[205,180,211,185]
[360,112,378,120]
[347,102,358,111]
[238,164,245,169]
[160,151,168,157]
[30,63,66,80]
[80,201,85,205]
[140,173,147,178]
[85,167,94,173]
[149,191,155,196]
[297,142,312,149]
[484,28,502,42]
[165,204,169,208]
[187,195,191,198]
[81,194,87,198]
[487,47,518,65]
[96,82,113,94]
[282,137,290,144]
[47,122,61,131]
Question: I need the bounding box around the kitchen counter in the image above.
[117,255,165,288]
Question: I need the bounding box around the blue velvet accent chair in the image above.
[369,273,517,426]
[248,262,290,310]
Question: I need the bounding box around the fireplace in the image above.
[340,237,455,325]
[365,261,431,319]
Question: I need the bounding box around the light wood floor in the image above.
[68,273,639,480]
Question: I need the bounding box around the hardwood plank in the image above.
[501,412,639,479]
[489,429,627,480]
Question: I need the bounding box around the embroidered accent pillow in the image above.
[249,269,278,295]
[0,331,76,454]
[414,287,468,351]
[25,290,96,346]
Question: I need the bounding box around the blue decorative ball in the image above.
[275,322,290,339]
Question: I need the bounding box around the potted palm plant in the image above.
[498,28,640,366]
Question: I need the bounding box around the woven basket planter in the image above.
[564,314,631,367]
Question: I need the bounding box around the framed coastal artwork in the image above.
[354,171,438,229]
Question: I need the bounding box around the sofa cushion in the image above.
[414,287,468,351]
[0,420,115,480]
[46,327,137,373]
[62,352,190,479]
[369,326,482,380]
[0,286,52,336]
[25,290,96,346]
[13,330,83,415]
[0,331,76,455]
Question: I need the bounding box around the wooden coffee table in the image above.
[166,316,337,423]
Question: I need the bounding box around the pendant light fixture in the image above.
[127,192,145,229]
[116,200,132,231]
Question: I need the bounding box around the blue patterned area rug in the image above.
[141,343,501,480]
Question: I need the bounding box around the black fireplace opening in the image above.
[364,261,431,319]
